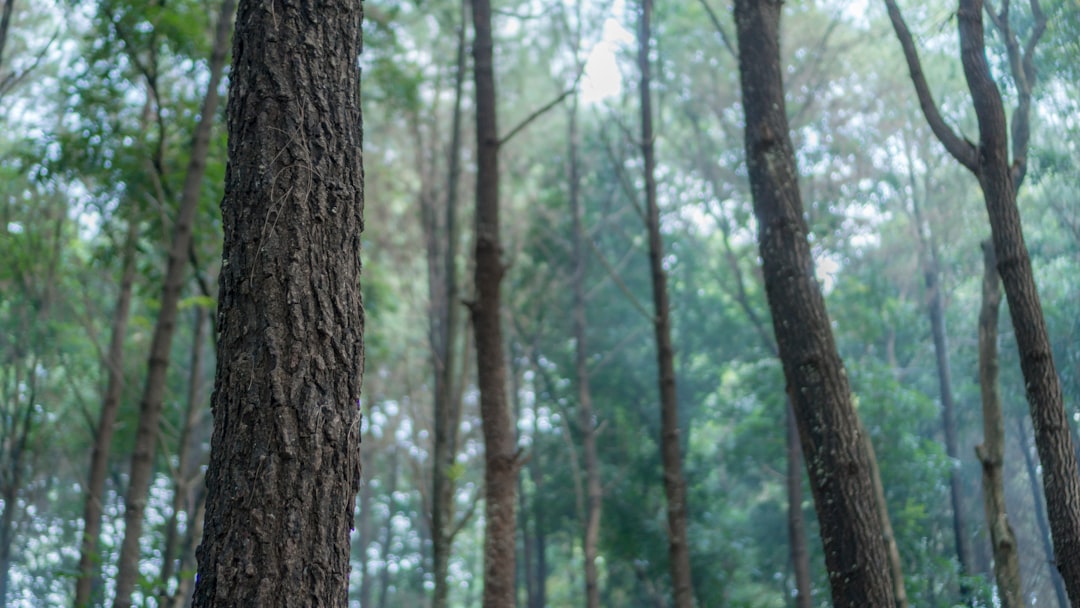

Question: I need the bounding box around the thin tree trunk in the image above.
[785,401,812,608]
[158,306,208,603]
[636,3,695,606]
[113,2,234,604]
[378,448,400,608]
[861,417,909,608]
[432,4,467,606]
[190,0,364,605]
[358,458,374,608]
[469,1,520,605]
[1018,414,1070,608]
[169,483,206,608]
[75,220,138,608]
[733,1,899,605]
[974,240,1024,608]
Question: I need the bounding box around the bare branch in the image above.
[696,0,736,58]
[587,236,654,323]
[498,70,583,146]
[884,0,979,172]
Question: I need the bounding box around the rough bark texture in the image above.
[469,1,519,606]
[733,1,899,605]
[974,240,1024,608]
[191,0,365,606]
[637,3,695,606]
[569,94,603,608]
[75,220,137,608]
[886,1,1080,600]
[1018,414,1070,608]
[431,5,467,606]
[112,2,234,605]
[785,401,812,608]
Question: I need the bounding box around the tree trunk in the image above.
[158,305,208,603]
[358,455,374,608]
[112,2,234,604]
[169,483,206,608]
[636,3,696,606]
[733,1,899,605]
[569,92,603,608]
[75,220,138,608]
[973,240,1025,608]
[431,4,468,606]
[785,401,813,608]
[469,1,520,606]
[190,0,365,605]
[1018,414,1070,608]
[377,448,400,608]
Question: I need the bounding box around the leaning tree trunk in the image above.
[74,220,137,608]
[1018,414,1070,608]
[637,2,696,606]
[469,1,520,606]
[974,240,1024,608]
[190,0,365,605]
[112,2,234,605]
[733,1,900,605]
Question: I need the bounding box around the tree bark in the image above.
[469,1,520,606]
[75,220,138,608]
[973,240,1024,608]
[431,4,468,606]
[886,1,1080,599]
[112,2,234,605]
[190,0,365,605]
[636,3,696,606]
[733,1,899,605]
[1018,414,1070,608]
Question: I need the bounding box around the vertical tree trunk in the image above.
[1018,415,1070,608]
[974,240,1024,608]
[190,0,364,605]
[169,484,206,608]
[75,220,138,608]
[733,1,899,605]
[636,3,696,606]
[569,92,603,608]
[113,2,234,604]
[785,401,812,608]
[377,448,400,608]
[358,457,374,608]
[431,4,468,606]
[469,1,520,605]
[158,306,208,603]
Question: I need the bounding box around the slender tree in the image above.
[191,0,365,605]
[884,1,1080,599]
[733,0,900,604]
[111,1,234,604]
[637,1,695,605]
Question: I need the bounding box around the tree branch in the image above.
[696,0,736,58]
[883,0,979,172]
[498,71,583,146]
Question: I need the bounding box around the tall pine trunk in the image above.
[733,1,899,604]
[974,240,1024,607]
[190,0,365,605]
[636,3,695,605]
[74,220,138,608]
[469,1,520,605]
[112,2,234,604]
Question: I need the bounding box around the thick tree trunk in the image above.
[1018,415,1070,608]
[190,0,364,605]
[785,402,812,608]
[636,3,695,606]
[112,2,234,605]
[733,1,899,605]
[973,240,1024,608]
[469,1,520,606]
[957,4,1080,600]
[569,94,603,608]
[431,4,467,607]
[75,220,138,608]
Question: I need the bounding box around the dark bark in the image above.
[733,1,899,605]
[637,2,695,606]
[75,220,138,608]
[886,1,1080,599]
[1018,415,1070,608]
[974,240,1024,608]
[112,2,234,605]
[469,1,520,606]
[569,93,603,608]
[191,0,364,605]
[785,402,812,608]
[431,4,468,607]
